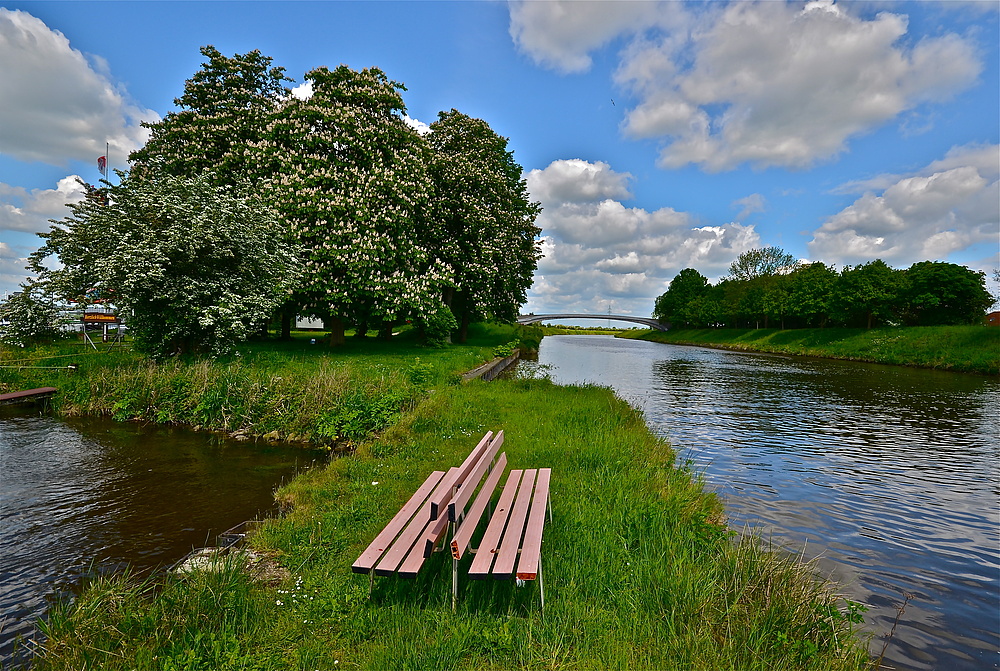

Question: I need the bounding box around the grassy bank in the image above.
[622,326,1000,375]
[0,324,537,447]
[33,377,870,670]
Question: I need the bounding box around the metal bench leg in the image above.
[452,555,459,612]
[368,570,374,598]
[538,555,545,619]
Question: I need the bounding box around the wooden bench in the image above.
[352,431,552,612]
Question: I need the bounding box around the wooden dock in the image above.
[0,387,58,406]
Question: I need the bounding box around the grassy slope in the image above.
[35,378,870,670]
[622,326,1000,375]
[7,324,869,670]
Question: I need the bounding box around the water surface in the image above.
[0,408,321,665]
[535,335,999,671]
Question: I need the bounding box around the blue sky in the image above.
[1,1,998,318]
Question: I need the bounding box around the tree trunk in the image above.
[327,317,346,346]
[456,312,470,343]
[354,320,368,339]
[280,311,292,340]
[378,322,394,341]
[866,311,873,329]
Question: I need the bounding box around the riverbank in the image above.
[621,325,1000,375]
[0,324,539,448]
[33,377,870,670]
[4,325,869,670]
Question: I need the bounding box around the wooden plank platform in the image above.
[0,387,58,406]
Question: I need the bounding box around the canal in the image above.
[533,335,999,671]
[0,409,321,666]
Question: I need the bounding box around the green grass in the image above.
[32,377,872,670]
[0,324,539,447]
[621,326,1000,375]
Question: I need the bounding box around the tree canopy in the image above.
[259,65,454,344]
[29,172,298,357]
[129,46,291,187]
[652,248,991,329]
[427,109,541,340]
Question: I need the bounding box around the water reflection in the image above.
[0,409,321,665]
[538,335,1000,671]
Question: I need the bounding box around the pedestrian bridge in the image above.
[516,313,668,331]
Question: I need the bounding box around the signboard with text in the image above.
[82,312,120,324]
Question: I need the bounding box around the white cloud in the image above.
[290,80,314,100]
[733,193,766,221]
[509,1,982,172]
[0,8,156,166]
[809,144,1000,265]
[526,158,632,203]
[508,0,660,73]
[0,175,86,235]
[524,158,759,314]
[403,115,432,136]
[619,2,981,171]
[0,241,32,292]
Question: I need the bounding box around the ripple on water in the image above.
[539,335,1000,671]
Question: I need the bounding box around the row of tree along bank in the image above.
[622,325,1000,375]
[5,47,541,358]
[654,246,995,331]
[27,354,871,670]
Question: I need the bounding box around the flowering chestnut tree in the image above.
[130,46,291,187]
[29,172,298,357]
[427,110,541,341]
[259,65,453,344]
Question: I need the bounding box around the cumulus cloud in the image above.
[0,8,156,165]
[0,241,32,292]
[525,158,632,203]
[524,159,759,314]
[809,144,999,265]
[0,175,86,235]
[510,1,981,172]
[733,193,766,221]
[508,0,659,73]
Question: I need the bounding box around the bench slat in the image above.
[429,431,493,520]
[492,469,537,580]
[450,452,508,560]
[396,514,449,578]
[468,469,522,580]
[515,468,551,581]
[352,470,446,574]
[448,431,504,522]
[373,467,459,576]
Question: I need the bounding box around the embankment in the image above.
[33,377,870,670]
[622,325,1000,375]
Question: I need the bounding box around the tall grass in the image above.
[0,325,527,446]
[623,326,1000,375]
[33,378,872,670]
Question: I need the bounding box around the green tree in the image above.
[900,261,993,325]
[427,110,541,341]
[653,268,709,328]
[0,282,64,347]
[259,65,452,345]
[725,245,799,282]
[129,46,291,187]
[724,246,799,328]
[831,259,903,328]
[787,262,837,327]
[29,172,298,358]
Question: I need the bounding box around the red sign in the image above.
[82,312,120,324]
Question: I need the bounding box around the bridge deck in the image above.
[517,314,667,331]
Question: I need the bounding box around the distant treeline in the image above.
[654,247,994,329]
